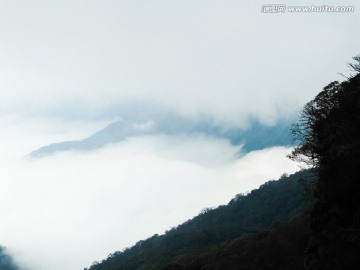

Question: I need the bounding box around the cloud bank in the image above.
[28,103,294,157]
[0,118,299,270]
[0,1,358,269]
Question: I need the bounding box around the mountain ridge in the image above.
[30,118,293,157]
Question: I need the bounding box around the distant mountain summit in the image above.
[29,117,293,157]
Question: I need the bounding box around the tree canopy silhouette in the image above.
[289,54,360,168]
[290,54,360,269]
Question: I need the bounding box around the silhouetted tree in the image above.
[349,54,360,73]
[290,56,360,269]
[288,80,341,167]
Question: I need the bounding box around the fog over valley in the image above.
[0,0,359,269]
[0,117,298,270]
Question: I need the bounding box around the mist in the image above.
[0,0,359,126]
[0,0,359,269]
[0,117,299,270]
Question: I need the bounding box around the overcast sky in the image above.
[0,0,358,124]
[0,1,359,270]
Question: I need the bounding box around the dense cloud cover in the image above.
[29,105,294,157]
[0,1,359,270]
[0,117,299,270]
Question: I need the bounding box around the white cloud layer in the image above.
[0,1,358,269]
[0,118,299,270]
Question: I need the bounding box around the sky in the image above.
[0,0,359,269]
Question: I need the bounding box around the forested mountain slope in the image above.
[290,62,360,269]
[86,170,313,270]
[162,214,311,270]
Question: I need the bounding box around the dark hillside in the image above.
[163,214,311,270]
[289,63,360,269]
[86,170,313,270]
